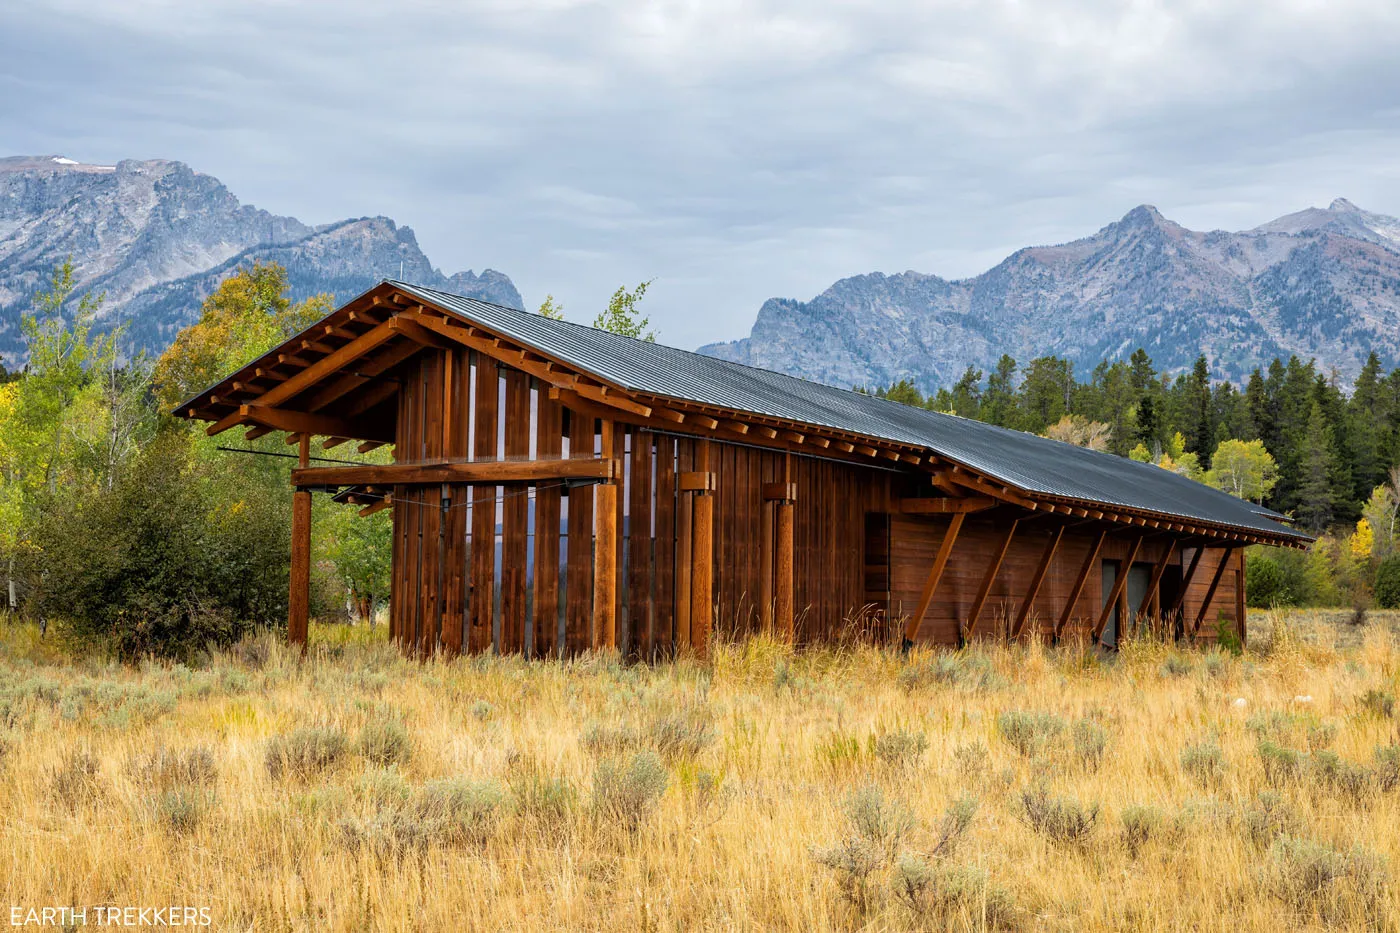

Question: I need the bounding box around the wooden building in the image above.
[175,281,1310,657]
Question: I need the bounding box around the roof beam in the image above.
[291,457,616,488]
[208,404,393,443]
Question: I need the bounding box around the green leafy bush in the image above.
[1375,556,1400,609]
[35,432,290,660]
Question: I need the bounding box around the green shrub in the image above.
[1072,718,1109,771]
[1246,554,1293,608]
[265,727,348,780]
[997,710,1066,758]
[146,787,214,835]
[873,730,929,769]
[1120,804,1164,857]
[813,835,883,913]
[1181,740,1228,787]
[591,751,668,830]
[892,857,1018,929]
[1264,835,1389,921]
[1257,740,1306,786]
[34,432,290,660]
[1374,556,1400,609]
[356,717,412,767]
[929,795,978,857]
[1358,688,1395,719]
[844,783,916,850]
[1018,784,1098,846]
[1241,792,1298,846]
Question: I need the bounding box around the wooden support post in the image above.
[289,433,312,652]
[691,439,714,658]
[1169,544,1206,638]
[901,511,966,648]
[776,498,795,644]
[760,501,774,633]
[564,409,594,654]
[1012,525,1063,640]
[675,443,693,651]
[963,519,1019,643]
[533,390,563,658]
[1094,536,1143,643]
[1056,529,1107,640]
[1193,547,1235,637]
[1235,549,1247,645]
[592,419,618,650]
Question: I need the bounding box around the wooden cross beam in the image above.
[1193,547,1237,637]
[901,511,966,649]
[1055,529,1107,640]
[1093,536,1143,643]
[1012,524,1064,640]
[963,519,1020,643]
[1137,540,1178,625]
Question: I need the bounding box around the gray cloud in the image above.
[3,0,1399,348]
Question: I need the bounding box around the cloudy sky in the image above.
[3,0,1399,349]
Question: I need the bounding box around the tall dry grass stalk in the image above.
[1,611,1398,931]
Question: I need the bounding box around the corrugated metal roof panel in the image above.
[394,281,1308,542]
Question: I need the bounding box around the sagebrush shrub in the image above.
[591,751,668,830]
[1241,792,1298,847]
[356,717,412,767]
[127,745,217,790]
[265,727,348,780]
[873,730,928,769]
[1018,784,1098,846]
[997,710,1065,758]
[1180,740,1227,787]
[1072,718,1109,771]
[647,705,716,761]
[49,747,101,807]
[1264,835,1389,921]
[844,783,916,851]
[892,856,1017,929]
[1257,740,1305,786]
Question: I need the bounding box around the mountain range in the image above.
[700,199,1400,388]
[0,155,522,361]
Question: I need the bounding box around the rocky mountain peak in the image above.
[0,155,523,361]
[701,200,1400,390]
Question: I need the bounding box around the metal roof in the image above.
[392,281,1307,542]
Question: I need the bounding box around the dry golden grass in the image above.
[1,610,1398,931]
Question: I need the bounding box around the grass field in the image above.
[2,611,1398,931]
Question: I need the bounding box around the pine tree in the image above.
[1296,400,1341,533]
[982,355,1018,428]
[1344,351,1386,502]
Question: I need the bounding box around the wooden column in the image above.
[592,419,618,650]
[532,390,563,658]
[564,409,594,653]
[1235,548,1247,645]
[776,500,795,644]
[468,355,499,654]
[675,442,693,651]
[690,439,714,658]
[759,500,774,633]
[288,433,312,651]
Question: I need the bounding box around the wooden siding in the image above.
[891,515,1242,646]
[386,347,899,654]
